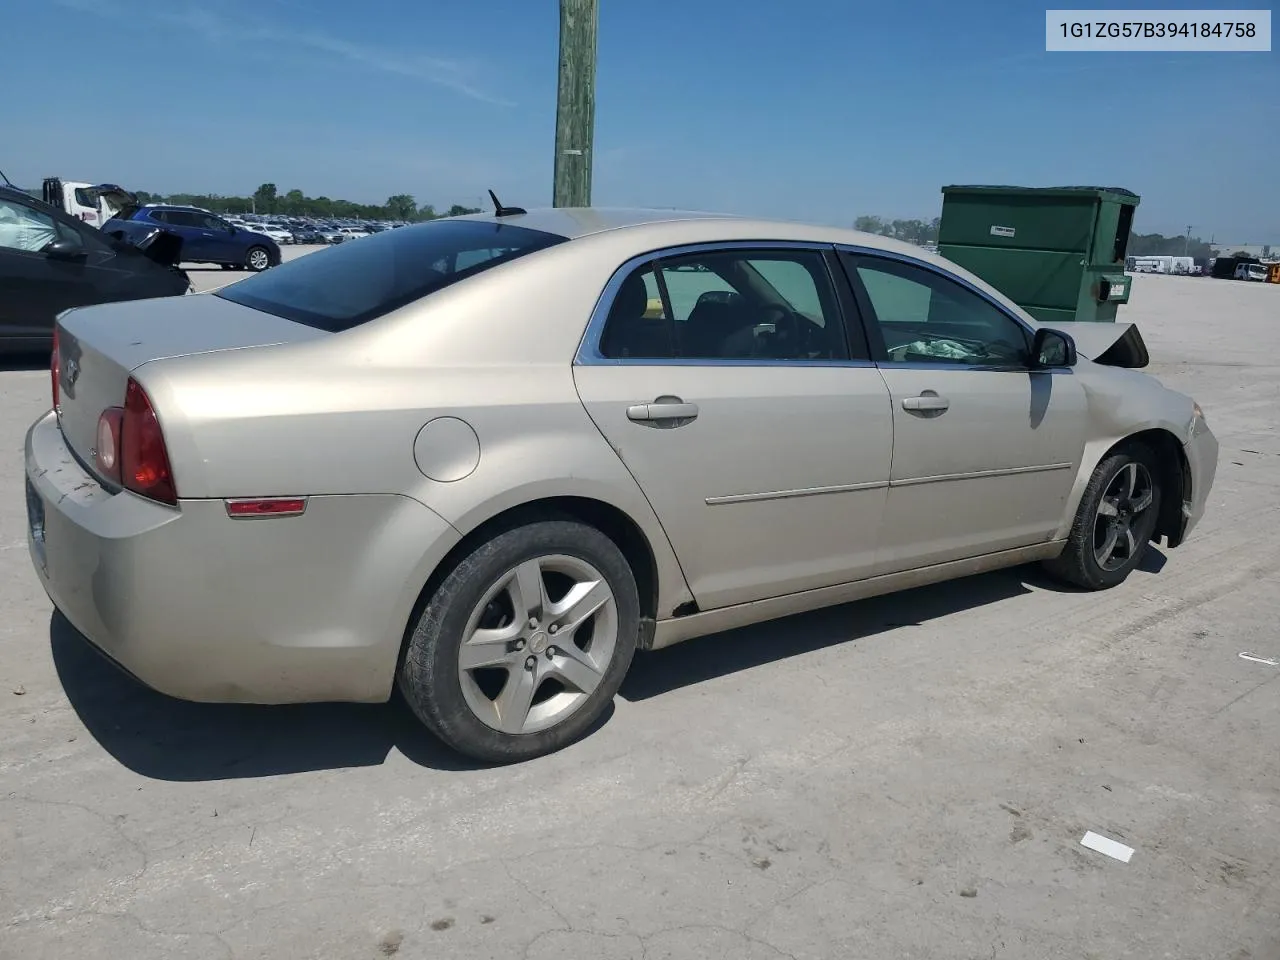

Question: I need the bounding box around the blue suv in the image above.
[106,205,282,272]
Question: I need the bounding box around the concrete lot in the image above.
[2,273,1278,959]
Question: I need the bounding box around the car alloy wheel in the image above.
[247,247,270,271]
[457,554,618,735]
[1092,461,1154,572]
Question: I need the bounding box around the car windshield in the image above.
[216,218,567,332]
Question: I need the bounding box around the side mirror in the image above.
[1032,328,1077,368]
[45,237,87,261]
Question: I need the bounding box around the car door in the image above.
[574,243,893,611]
[839,250,1089,574]
[195,213,241,262]
[0,195,141,343]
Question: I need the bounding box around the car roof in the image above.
[452,206,960,264]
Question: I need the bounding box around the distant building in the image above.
[1211,243,1272,259]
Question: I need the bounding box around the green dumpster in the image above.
[937,185,1140,324]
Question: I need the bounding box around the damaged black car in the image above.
[0,184,190,355]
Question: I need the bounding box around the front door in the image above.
[840,251,1089,574]
[0,194,122,342]
[574,244,893,611]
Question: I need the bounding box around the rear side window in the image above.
[217,220,567,332]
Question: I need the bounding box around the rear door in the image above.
[839,250,1088,573]
[574,243,893,611]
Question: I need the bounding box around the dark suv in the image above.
[107,205,281,272]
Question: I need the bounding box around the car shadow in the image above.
[620,550,1167,701]
[49,612,550,780]
[620,565,1040,701]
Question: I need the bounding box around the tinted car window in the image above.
[217,219,567,332]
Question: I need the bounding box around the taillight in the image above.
[51,327,60,411]
[119,378,177,505]
[95,407,124,482]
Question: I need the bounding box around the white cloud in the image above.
[48,0,512,106]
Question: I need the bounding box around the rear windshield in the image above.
[216,219,567,332]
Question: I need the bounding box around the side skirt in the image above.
[649,541,1066,650]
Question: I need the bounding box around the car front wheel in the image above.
[399,520,639,763]
[1043,446,1162,590]
[245,246,271,272]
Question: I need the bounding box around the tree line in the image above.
[133,183,480,222]
[855,213,1223,260]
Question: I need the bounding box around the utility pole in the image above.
[1184,224,1192,256]
[553,0,598,208]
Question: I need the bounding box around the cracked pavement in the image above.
[2,272,1279,959]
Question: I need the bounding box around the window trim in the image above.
[836,245,1043,373]
[575,240,872,368]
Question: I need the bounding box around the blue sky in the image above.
[9,0,1277,241]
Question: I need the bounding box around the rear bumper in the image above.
[1179,418,1218,542]
[25,411,460,704]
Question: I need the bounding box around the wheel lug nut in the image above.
[528,618,538,629]
[548,624,558,634]
[546,646,557,658]
[514,639,525,651]
[525,656,536,670]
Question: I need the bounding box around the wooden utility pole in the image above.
[553,0,598,208]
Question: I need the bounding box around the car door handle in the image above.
[901,393,950,412]
[626,401,699,423]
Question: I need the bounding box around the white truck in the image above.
[41,177,134,229]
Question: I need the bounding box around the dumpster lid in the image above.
[942,184,1140,203]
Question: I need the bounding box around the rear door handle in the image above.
[901,393,950,412]
[626,401,699,423]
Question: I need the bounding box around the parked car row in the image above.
[223,214,407,245]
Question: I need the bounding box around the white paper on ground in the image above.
[1239,652,1280,666]
[1081,831,1134,863]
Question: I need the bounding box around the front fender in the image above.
[1052,364,1195,541]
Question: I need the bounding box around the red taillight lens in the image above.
[120,378,177,505]
[95,407,124,482]
[51,327,60,411]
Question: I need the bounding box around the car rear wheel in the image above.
[245,246,271,272]
[1043,446,1161,590]
[398,520,639,763]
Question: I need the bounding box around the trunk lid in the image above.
[55,294,328,473]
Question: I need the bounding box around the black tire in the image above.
[220,263,235,270]
[1043,445,1162,590]
[245,246,271,272]
[399,520,640,763]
